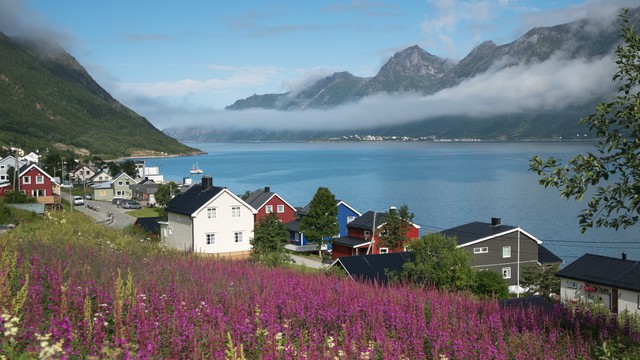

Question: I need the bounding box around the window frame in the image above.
[23,176,31,184]
[502,246,511,258]
[474,247,489,254]
[207,207,217,219]
[277,204,285,213]
[379,247,389,254]
[234,231,243,243]
[502,267,511,279]
[232,206,241,218]
[35,175,44,184]
[265,205,273,213]
[206,233,215,245]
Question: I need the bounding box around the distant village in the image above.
[1,145,639,316]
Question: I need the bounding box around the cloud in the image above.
[129,53,616,132]
[0,0,74,49]
[281,68,335,97]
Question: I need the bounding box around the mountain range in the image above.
[163,8,637,142]
[0,33,199,158]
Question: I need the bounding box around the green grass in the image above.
[125,207,161,218]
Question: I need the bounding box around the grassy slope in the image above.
[0,33,199,158]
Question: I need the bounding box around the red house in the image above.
[331,209,420,260]
[245,186,296,224]
[18,164,60,205]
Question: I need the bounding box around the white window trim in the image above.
[364,230,371,237]
[277,205,284,213]
[36,175,44,184]
[234,231,243,243]
[347,216,356,223]
[502,267,511,279]
[265,205,273,213]
[206,233,215,245]
[232,206,241,218]
[23,176,31,184]
[207,207,217,219]
[379,247,389,254]
[502,246,511,258]
[474,247,488,254]
[566,281,577,289]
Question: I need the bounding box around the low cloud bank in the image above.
[133,54,616,131]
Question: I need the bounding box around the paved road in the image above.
[61,193,136,229]
[290,254,330,269]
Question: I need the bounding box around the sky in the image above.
[0,0,637,131]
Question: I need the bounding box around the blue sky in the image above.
[0,0,636,130]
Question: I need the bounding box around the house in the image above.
[70,165,96,183]
[90,173,136,201]
[130,179,158,205]
[89,169,113,184]
[134,217,161,238]
[20,151,40,164]
[0,182,12,196]
[328,252,414,284]
[556,253,640,314]
[0,156,26,183]
[17,163,60,206]
[331,208,420,260]
[159,176,256,258]
[285,199,361,253]
[439,217,562,294]
[245,186,296,224]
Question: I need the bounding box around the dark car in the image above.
[121,200,142,209]
[112,197,124,205]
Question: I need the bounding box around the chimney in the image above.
[265,186,271,193]
[389,206,397,214]
[201,176,213,190]
[491,217,501,227]
[622,252,627,261]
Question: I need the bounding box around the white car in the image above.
[73,196,84,206]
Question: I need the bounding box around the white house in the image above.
[557,253,640,314]
[159,176,256,258]
[0,156,26,183]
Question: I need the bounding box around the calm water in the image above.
[137,141,640,264]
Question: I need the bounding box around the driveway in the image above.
[289,254,328,270]
[62,193,136,229]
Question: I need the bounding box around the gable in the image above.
[440,222,541,247]
[331,252,415,283]
[337,200,362,217]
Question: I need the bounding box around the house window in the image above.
[474,247,488,254]
[637,294,640,309]
[379,247,389,254]
[206,233,215,245]
[566,281,577,289]
[116,191,123,196]
[232,206,241,217]
[0,175,5,181]
[37,189,45,196]
[347,216,356,223]
[364,230,371,237]
[23,176,31,184]
[207,207,217,219]
[277,205,284,213]
[503,246,511,258]
[265,205,273,213]
[234,232,243,243]
[118,181,123,186]
[502,267,511,279]
[36,175,44,184]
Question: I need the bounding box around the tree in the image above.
[378,204,414,252]
[472,270,509,299]
[299,187,339,258]
[530,9,640,232]
[120,160,138,178]
[402,233,475,291]
[250,212,291,267]
[6,166,15,189]
[520,263,560,299]
[155,181,180,206]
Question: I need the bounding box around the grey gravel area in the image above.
[62,193,136,229]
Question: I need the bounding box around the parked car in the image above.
[85,194,92,200]
[121,200,142,209]
[73,196,84,206]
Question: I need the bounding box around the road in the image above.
[61,193,136,229]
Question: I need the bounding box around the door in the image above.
[612,288,619,313]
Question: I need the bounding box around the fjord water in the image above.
[140,141,640,264]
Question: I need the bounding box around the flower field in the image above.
[1,211,639,359]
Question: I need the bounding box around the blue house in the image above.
[285,199,361,252]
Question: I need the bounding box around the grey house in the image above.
[440,218,562,294]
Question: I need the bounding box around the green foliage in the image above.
[154,182,180,207]
[299,187,338,256]
[520,263,560,298]
[530,9,640,232]
[0,34,198,158]
[472,270,509,299]
[2,191,36,204]
[250,213,291,267]
[378,204,414,252]
[0,203,40,224]
[402,233,475,291]
[119,160,137,178]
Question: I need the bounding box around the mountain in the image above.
[0,33,200,158]
[227,13,627,112]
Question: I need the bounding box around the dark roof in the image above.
[330,252,415,284]
[498,296,556,313]
[538,244,563,264]
[347,211,386,230]
[130,182,158,194]
[332,236,370,248]
[245,188,275,209]
[439,221,518,246]
[135,217,161,234]
[165,184,225,216]
[556,253,640,292]
[285,219,300,232]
